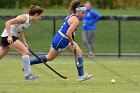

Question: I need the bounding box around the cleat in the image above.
[78,73,92,82]
[87,52,95,57]
[87,53,95,57]
[25,73,40,80]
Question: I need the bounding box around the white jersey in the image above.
[1,14,30,37]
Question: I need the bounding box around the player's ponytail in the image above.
[28,5,43,16]
[69,0,81,13]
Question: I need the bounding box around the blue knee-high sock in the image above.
[76,57,84,76]
[30,55,47,65]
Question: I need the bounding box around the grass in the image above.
[1,8,140,15]
[0,55,140,93]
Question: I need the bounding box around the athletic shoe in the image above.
[25,73,40,80]
[78,73,92,82]
[87,52,95,57]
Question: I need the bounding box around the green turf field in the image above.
[0,55,140,93]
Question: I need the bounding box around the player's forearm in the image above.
[93,12,101,23]
[66,26,76,43]
[20,31,27,45]
[22,38,27,45]
[5,21,12,37]
[66,33,73,43]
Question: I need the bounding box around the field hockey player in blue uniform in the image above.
[30,0,92,82]
[0,6,43,80]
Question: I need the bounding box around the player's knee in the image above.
[77,50,83,57]
[47,58,54,61]
[46,56,54,61]
[22,49,30,55]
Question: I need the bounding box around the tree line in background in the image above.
[0,0,140,9]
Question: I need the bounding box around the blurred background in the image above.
[0,0,140,9]
[0,0,140,57]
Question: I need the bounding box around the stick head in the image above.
[63,76,67,79]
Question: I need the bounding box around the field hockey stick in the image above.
[72,36,77,64]
[28,49,67,79]
[74,49,77,64]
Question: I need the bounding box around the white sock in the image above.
[22,55,31,76]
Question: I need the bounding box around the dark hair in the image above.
[69,0,84,13]
[28,5,43,16]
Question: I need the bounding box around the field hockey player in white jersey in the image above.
[0,5,43,80]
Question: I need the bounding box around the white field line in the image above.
[45,60,139,65]
[0,80,26,83]
[0,76,139,83]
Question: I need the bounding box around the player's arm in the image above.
[66,16,79,44]
[5,15,26,44]
[92,10,101,23]
[19,31,28,47]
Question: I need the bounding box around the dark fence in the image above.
[0,15,140,57]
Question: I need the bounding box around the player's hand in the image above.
[24,43,28,48]
[7,36,13,44]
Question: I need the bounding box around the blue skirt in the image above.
[51,33,70,51]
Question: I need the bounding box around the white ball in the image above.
[111,79,116,84]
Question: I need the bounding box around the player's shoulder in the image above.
[90,9,101,15]
[71,14,79,20]
[71,15,79,21]
[16,14,28,21]
[90,9,97,13]
[68,15,79,24]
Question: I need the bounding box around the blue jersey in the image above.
[82,8,101,31]
[51,14,79,51]
[59,14,79,35]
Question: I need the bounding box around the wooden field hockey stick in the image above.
[28,49,67,79]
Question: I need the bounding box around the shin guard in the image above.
[76,57,84,76]
[30,55,47,65]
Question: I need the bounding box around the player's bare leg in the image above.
[67,43,92,82]
[0,46,10,60]
[10,40,39,80]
